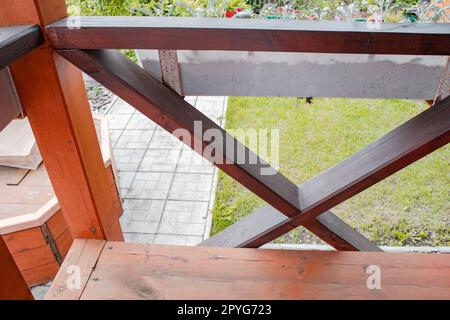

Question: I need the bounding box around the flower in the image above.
[235,7,242,12]
[226,10,235,18]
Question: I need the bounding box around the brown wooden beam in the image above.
[203,97,450,248]
[47,17,450,55]
[0,24,43,70]
[58,49,301,216]
[0,236,33,300]
[57,48,374,251]
[201,205,380,251]
[46,240,450,300]
[305,211,382,251]
[1,0,123,241]
[0,68,22,131]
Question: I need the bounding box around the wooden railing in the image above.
[0,0,449,300]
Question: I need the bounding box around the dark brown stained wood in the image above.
[57,48,371,251]
[203,96,450,248]
[309,211,381,252]
[57,49,301,220]
[0,235,33,300]
[47,17,450,55]
[202,206,380,251]
[0,25,43,70]
[0,67,22,131]
[47,241,450,300]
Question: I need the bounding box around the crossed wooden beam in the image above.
[58,48,450,251]
[50,17,450,252]
[3,17,449,252]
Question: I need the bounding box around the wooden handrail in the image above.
[47,17,450,55]
[0,25,43,70]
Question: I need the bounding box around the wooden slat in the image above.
[2,226,60,286]
[0,235,33,300]
[45,239,105,300]
[47,17,450,55]
[2,227,47,253]
[48,241,450,300]
[57,48,371,251]
[55,228,73,259]
[203,96,450,248]
[46,210,67,240]
[0,24,43,70]
[22,261,59,287]
[12,243,56,273]
[1,0,124,241]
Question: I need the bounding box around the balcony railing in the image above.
[0,1,449,300]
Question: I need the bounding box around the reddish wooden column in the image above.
[0,0,123,241]
[0,237,33,300]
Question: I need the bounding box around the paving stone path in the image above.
[31,96,227,299]
[106,96,227,245]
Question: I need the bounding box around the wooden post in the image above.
[0,0,123,241]
[0,236,33,300]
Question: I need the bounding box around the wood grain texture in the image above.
[0,235,33,300]
[203,96,450,248]
[2,226,60,286]
[48,241,450,300]
[46,210,67,240]
[47,17,450,55]
[0,0,68,26]
[2,227,47,253]
[55,228,73,259]
[45,239,105,300]
[57,48,372,251]
[0,25,43,70]
[22,261,59,286]
[1,0,124,241]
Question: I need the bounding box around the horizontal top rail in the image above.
[0,25,43,70]
[47,17,450,55]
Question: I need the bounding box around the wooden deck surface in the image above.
[0,165,54,221]
[46,239,450,300]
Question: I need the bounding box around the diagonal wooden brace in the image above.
[57,48,380,251]
[203,96,450,248]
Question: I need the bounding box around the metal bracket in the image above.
[40,223,63,265]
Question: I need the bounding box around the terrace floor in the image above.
[107,96,227,246]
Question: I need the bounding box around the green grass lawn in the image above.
[211,97,449,247]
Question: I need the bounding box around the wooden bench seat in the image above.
[45,239,450,300]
